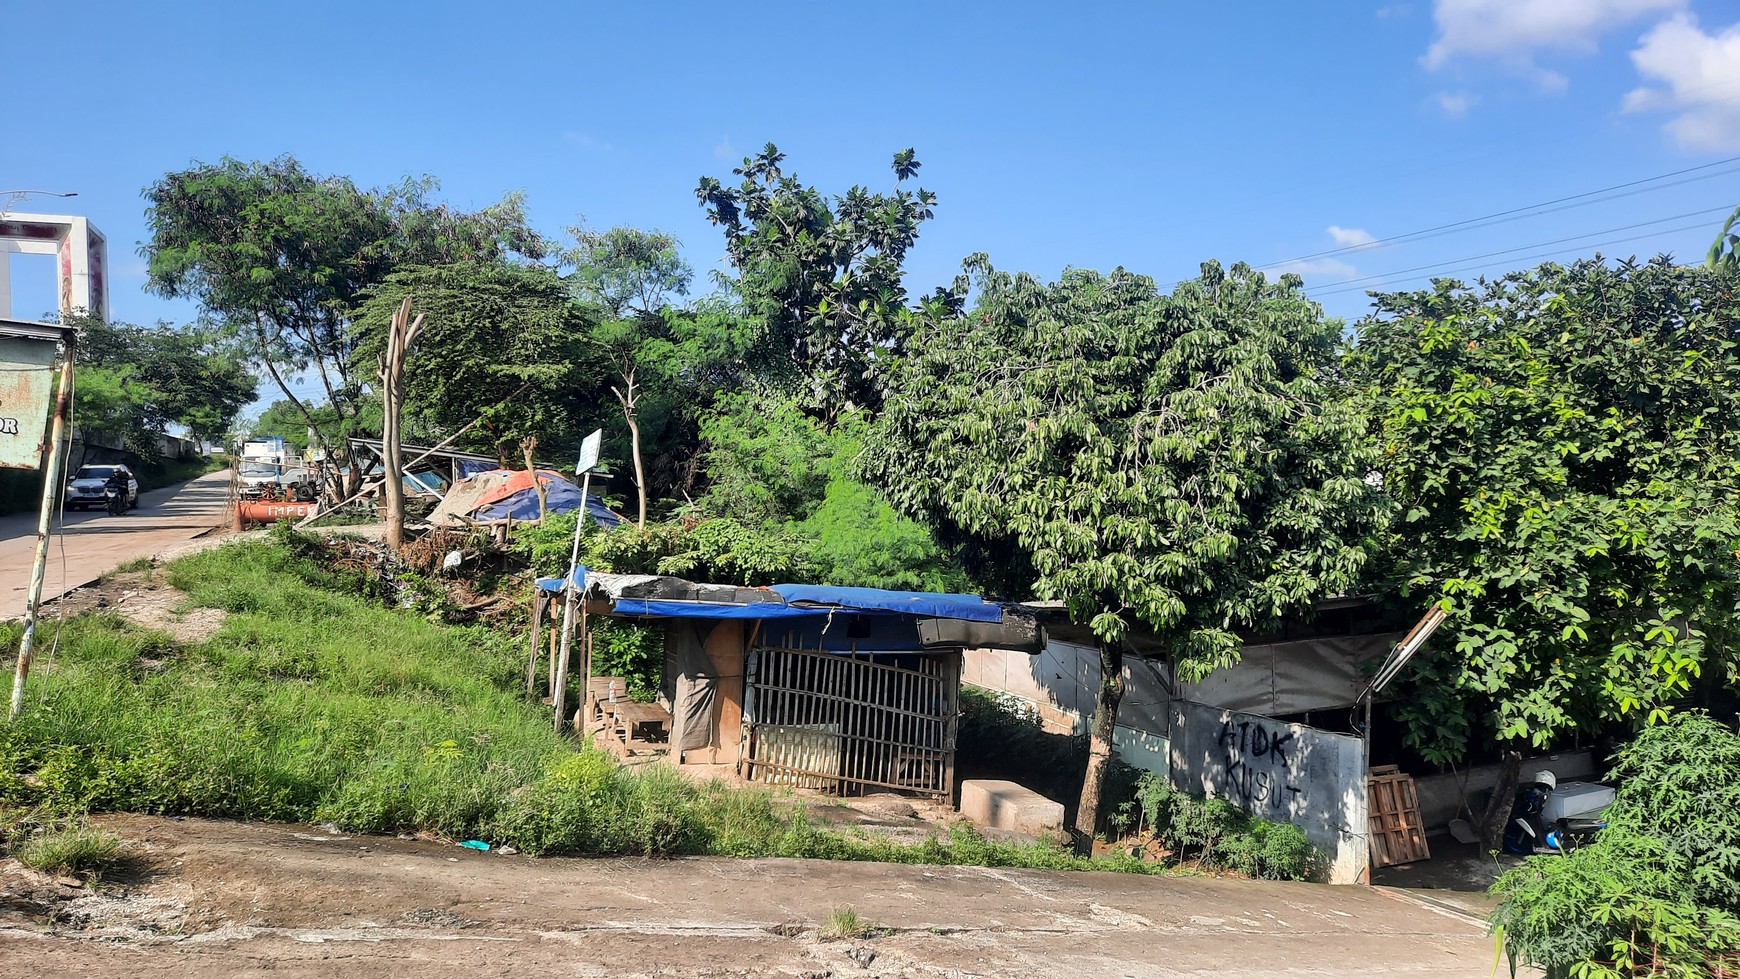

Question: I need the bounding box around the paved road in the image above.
[0,471,231,622]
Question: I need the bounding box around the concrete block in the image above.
[959,779,1066,842]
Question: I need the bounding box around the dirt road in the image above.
[0,471,230,621]
[0,816,1497,978]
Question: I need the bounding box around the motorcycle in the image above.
[104,485,127,517]
[1502,770,1608,855]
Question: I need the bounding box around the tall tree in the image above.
[563,224,695,527]
[696,144,936,413]
[67,315,255,451]
[867,260,1387,850]
[1350,257,1740,842]
[352,262,600,480]
[142,156,543,495]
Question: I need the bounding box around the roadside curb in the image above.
[1371,885,1493,930]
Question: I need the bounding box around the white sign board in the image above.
[575,428,603,475]
[0,335,57,469]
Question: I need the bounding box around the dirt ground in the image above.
[46,567,227,644]
[0,815,1499,979]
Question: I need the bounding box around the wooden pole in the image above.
[10,341,75,721]
[525,592,545,700]
[378,296,423,551]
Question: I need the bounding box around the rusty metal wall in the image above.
[741,644,958,798]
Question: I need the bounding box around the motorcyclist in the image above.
[103,468,130,506]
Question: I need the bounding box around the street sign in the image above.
[576,428,603,475]
[0,334,58,469]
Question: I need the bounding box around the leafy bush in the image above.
[1132,772,1319,881]
[1491,712,1740,978]
[589,619,663,702]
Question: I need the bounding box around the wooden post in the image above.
[9,341,75,721]
[525,592,545,700]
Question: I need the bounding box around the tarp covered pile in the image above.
[427,468,622,527]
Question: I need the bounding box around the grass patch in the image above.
[110,556,155,576]
[0,531,1181,876]
[13,822,124,878]
[820,905,891,940]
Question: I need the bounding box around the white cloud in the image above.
[562,131,614,153]
[1623,13,1740,152]
[1423,0,1683,86]
[714,134,738,161]
[1327,225,1378,247]
[1434,91,1480,117]
[1377,4,1413,19]
[1267,257,1360,282]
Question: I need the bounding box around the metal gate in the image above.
[740,643,959,798]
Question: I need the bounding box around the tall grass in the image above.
[0,535,1164,874]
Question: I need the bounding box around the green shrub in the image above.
[1492,712,1740,978]
[1130,772,1318,880]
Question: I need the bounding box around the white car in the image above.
[65,464,139,511]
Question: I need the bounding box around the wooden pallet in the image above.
[1368,766,1431,867]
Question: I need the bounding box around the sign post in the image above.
[553,429,604,734]
[5,327,76,720]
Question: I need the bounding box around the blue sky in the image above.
[5,0,1739,411]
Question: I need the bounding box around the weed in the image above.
[820,905,891,940]
[111,557,155,576]
[14,823,123,879]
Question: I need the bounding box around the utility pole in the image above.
[552,429,603,734]
[9,338,76,720]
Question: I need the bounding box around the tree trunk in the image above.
[1073,639,1126,855]
[1479,748,1524,851]
[378,297,422,551]
[522,436,547,522]
[627,409,646,529]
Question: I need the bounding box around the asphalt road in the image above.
[0,470,232,622]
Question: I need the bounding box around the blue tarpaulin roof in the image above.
[535,565,588,593]
[770,584,1002,622]
[611,600,829,619]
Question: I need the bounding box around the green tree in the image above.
[1350,258,1740,839]
[696,143,937,413]
[867,260,1386,849]
[352,262,600,494]
[68,316,254,451]
[142,156,543,491]
[563,224,691,318]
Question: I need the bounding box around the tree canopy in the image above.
[142,156,544,482]
[697,144,937,412]
[69,315,254,450]
[867,259,1388,844]
[1351,257,1740,764]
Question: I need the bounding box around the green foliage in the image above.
[68,314,255,449]
[352,261,601,462]
[1352,259,1740,762]
[697,143,938,412]
[870,259,1386,670]
[143,156,543,456]
[584,518,818,586]
[1491,713,1740,978]
[562,225,692,318]
[699,390,842,525]
[1709,202,1740,271]
[795,477,971,592]
[589,619,663,702]
[1132,773,1319,881]
[12,822,124,878]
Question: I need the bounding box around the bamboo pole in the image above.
[10,342,75,721]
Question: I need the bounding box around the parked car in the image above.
[65,464,139,511]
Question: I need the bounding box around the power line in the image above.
[1305,220,1716,299]
[1294,205,1734,295]
[1250,155,1740,272]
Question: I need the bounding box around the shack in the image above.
[535,572,1037,800]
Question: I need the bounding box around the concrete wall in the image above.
[1169,699,1369,885]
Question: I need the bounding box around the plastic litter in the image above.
[459,840,491,851]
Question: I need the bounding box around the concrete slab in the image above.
[960,778,1066,842]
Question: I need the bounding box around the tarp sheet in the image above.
[770,584,1002,623]
[429,468,621,527]
[535,565,588,594]
[611,600,834,620]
